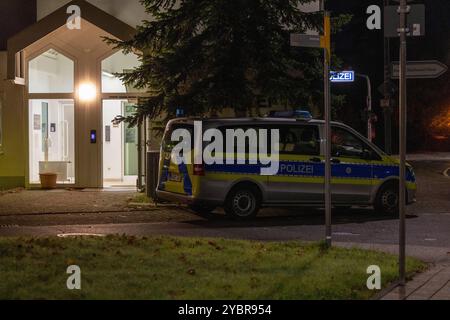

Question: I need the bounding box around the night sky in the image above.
[0,1,36,50]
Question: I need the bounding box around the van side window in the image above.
[331,126,372,159]
[217,125,257,159]
[279,125,320,156]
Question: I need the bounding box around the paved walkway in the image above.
[382,262,450,300]
[0,189,137,215]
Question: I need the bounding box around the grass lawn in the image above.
[128,193,153,204]
[0,236,425,300]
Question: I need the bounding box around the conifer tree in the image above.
[106,0,349,125]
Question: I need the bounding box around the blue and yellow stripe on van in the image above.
[203,155,416,190]
[159,152,417,196]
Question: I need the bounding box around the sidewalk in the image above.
[0,189,136,215]
[336,242,450,300]
[382,262,450,300]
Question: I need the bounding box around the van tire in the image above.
[225,185,261,219]
[374,183,399,215]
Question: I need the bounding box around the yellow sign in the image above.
[320,15,331,63]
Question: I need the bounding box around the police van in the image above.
[156,113,416,219]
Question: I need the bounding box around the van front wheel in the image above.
[225,186,261,219]
[374,183,399,215]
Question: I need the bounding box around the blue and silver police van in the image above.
[156,113,416,219]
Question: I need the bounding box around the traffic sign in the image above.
[290,34,321,48]
[377,81,398,96]
[330,71,355,83]
[380,98,391,108]
[391,60,448,79]
[290,14,330,57]
[384,4,425,38]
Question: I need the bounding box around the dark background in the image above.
[0,0,37,50]
[0,0,448,152]
[328,0,450,153]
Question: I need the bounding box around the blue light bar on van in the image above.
[269,110,313,121]
[176,108,185,117]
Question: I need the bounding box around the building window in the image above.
[27,49,76,184]
[101,50,141,93]
[28,49,74,93]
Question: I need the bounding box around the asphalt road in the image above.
[1,160,449,262]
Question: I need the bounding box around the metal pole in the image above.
[384,0,393,155]
[320,0,332,248]
[324,44,332,248]
[137,120,143,190]
[367,76,373,142]
[357,74,373,142]
[398,0,408,286]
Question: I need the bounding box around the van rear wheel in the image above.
[225,186,261,219]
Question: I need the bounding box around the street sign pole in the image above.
[356,74,373,142]
[321,7,332,248]
[293,0,331,248]
[398,0,408,286]
[383,0,392,155]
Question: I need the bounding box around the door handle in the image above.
[331,158,341,164]
[309,157,322,163]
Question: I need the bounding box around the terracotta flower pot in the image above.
[39,173,58,189]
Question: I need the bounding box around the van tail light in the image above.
[193,164,205,176]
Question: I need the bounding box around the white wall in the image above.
[37,0,151,27]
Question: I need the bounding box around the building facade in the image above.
[0,0,148,189]
[0,0,320,190]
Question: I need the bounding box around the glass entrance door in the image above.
[102,99,138,188]
[123,103,139,177]
[28,99,75,184]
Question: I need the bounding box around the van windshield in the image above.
[162,123,194,152]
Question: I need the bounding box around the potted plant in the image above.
[39,173,58,189]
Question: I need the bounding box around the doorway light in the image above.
[78,83,97,102]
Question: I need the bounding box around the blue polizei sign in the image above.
[330,71,355,83]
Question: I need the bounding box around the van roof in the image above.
[168,117,345,126]
[166,117,387,156]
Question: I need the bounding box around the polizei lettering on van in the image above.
[279,163,314,175]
